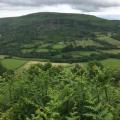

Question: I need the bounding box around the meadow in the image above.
[0,55,120,71]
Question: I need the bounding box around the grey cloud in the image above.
[0,0,120,11]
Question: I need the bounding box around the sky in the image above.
[0,0,120,20]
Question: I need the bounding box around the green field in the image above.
[1,59,27,70]
[101,49,120,54]
[98,35,120,47]
[0,56,120,70]
[101,58,120,70]
[52,43,65,49]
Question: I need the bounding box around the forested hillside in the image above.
[0,12,120,62]
[0,62,120,119]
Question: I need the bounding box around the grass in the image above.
[1,59,27,70]
[66,51,99,57]
[0,56,120,71]
[98,35,120,47]
[18,58,120,71]
[22,48,34,53]
[77,40,102,47]
[0,55,8,59]
[101,49,120,54]
[21,58,120,71]
[101,58,120,70]
[36,48,49,52]
[52,43,65,49]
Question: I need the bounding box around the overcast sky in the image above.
[0,0,120,19]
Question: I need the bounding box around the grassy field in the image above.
[97,35,120,47]
[1,58,27,70]
[66,51,99,57]
[23,58,120,70]
[0,56,120,71]
[101,49,120,54]
[101,58,120,70]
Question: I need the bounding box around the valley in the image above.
[0,12,120,63]
[0,12,120,120]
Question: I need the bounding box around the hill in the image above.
[0,12,120,62]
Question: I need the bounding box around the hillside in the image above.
[0,12,120,62]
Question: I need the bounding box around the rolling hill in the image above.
[0,12,120,63]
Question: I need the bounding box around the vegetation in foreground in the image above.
[0,62,120,120]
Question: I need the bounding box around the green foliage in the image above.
[66,103,79,120]
[41,62,52,71]
[0,98,37,120]
[112,69,120,84]
[84,101,113,120]
[71,64,85,76]
[0,62,7,76]
[0,63,119,120]
[87,61,103,78]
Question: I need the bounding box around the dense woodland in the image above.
[0,62,120,120]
